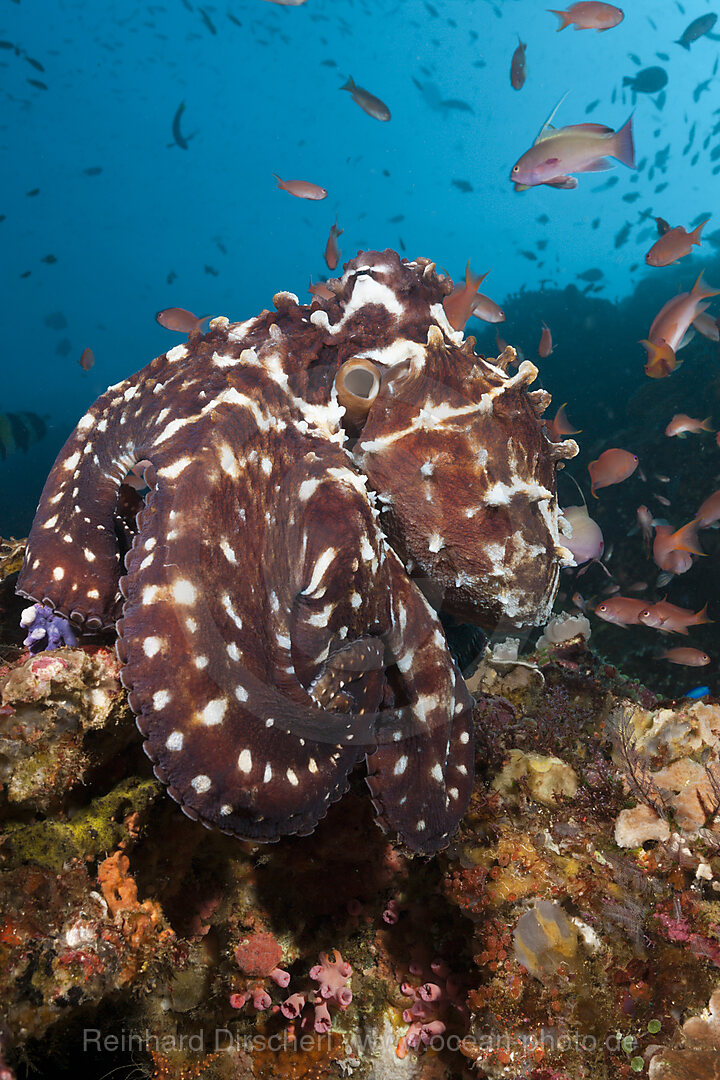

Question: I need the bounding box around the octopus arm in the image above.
[365,548,475,854]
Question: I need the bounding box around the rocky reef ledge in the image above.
[1,542,719,1080]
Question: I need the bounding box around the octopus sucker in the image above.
[18,249,575,854]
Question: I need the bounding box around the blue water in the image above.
[2,0,720,694]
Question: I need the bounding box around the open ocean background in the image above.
[2,0,720,694]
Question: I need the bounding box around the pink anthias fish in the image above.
[538,322,553,357]
[324,221,343,270]
[548,2,624,31]
[443,262,491,330]
[639,601,712,635]
[652,519,703,575]
[696,489,720,527]
[594,596,647,628]
[645,218,710,267]
[641,271,720,378]
[273,174,327,200]
[561,505,604,565]
[510,38,527,90]
[471,292,505,323]
[665,413,713,437]
[511,99,634,191]
[588,448,638,496]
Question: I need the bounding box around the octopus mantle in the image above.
[17,250,577,853]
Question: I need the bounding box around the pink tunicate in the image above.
[420,1020,447,1044]
[280,993,305,1019]
[430,959,450,978]
[382,899,399,924]
[418,982,443,1003]
[229,992,248,1009]
[346,898,363,917]
[252,989,271,1011]
[314,1002,332,1033]
[270,966,290,988]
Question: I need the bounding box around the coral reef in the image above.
[2,593,720,1079]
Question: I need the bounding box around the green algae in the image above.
[1,777,161,871]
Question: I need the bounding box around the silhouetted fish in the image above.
[623,66,667,94]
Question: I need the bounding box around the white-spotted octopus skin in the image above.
[17,249,576,853]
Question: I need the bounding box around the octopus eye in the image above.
[334,357,382,426]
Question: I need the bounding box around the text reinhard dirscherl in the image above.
[82,1027,638,1056]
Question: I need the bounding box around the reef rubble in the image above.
[1,550,720,1080]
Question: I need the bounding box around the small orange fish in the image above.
[636,504,655,549]
[652,519,704,574]
[538,322,553,357]
[156,307,208,333]
[309,278,334,300]
[78,347,94,372]
[548,2,624,31]
[472,293,505,323]
[697,489,720,527]
[660,647,710,666]
[443,262,490,330]
[665,413,713,437]
[645,218,710,267]
[641,270,720,378]
[640,601,712,635]
[588,448,638,496]
[510,38,527,90]
[548,403,580,442]
[324,221,343,270]
[594,596,647,627]
[273,174,327,200]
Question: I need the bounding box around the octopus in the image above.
[17,250,577,854]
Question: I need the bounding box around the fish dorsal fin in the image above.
[535,91,569,144]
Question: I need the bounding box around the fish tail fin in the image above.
[465,261,490,294]
[340,76,355,92]
[693,603,713,625]
[675,38,691,49]
[691,217,711,245]
[672,518,705,556]
[547,9,572,30]
[272,173,284,188]
[701,417,714,431]
[612,114,635,168]
[691,269,720,300]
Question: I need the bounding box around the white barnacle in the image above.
[166,729,183,750]
[237,748,253,773]
[220,804,233,816]
[139,554,154,571]
[430,763,444,784]
[449,787,459,800]
[143,636,163,658]
[459,731,469,745]
[43,515,59,529]
[63,451,81,471]
[173,579,197,604]
[416,819,426,831]
[263,762,273,783]
[158,456,192,480]
[191,774,211,793]
[185,617,197,633]
[154,690,172,710]
[87,588,100,599]
[83,547,96,562]
[457,764,468,776]
[52,566,65,581]
[261,456,273,476]
[234,685,249,703]
[308,758,318,774]
[427,533,444,553]
[286,768,299,786]
[227,642,240,661]
[194,655,209,669]
[199,698,226,725]
[394,755,408,776]
[350,592,362,609]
